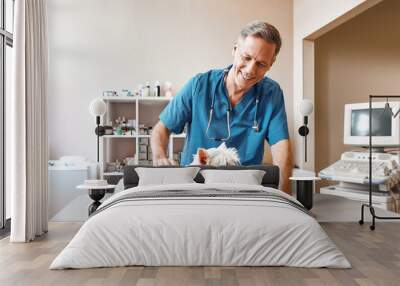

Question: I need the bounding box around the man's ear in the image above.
[232,42,237,56]
[197,148,208,165]
[270,55,276,68]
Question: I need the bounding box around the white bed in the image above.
[50,183,351,269]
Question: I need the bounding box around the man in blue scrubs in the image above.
[150,21,292,194]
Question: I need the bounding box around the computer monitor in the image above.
[343,102,400,147]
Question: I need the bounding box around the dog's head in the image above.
[191,143,240,166]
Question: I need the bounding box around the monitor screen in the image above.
[351,108,392,136]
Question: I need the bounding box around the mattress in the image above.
[50,183,350,269]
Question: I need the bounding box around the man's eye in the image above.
[258,62,267,68]
[241,55,251,61]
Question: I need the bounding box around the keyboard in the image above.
[319,152,398,184]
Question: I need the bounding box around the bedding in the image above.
[50,183,351,269]
[135,167,200,186]
[200,169,266,185]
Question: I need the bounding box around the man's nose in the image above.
[243,61,257,77]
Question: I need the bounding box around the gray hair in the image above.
[239,20,282,56]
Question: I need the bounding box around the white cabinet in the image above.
[100,96,186,175]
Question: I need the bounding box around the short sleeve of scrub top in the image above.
[265,86,289,145]
[159,76,197,134]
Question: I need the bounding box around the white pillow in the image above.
[200,169,266,185]
[136,167,200,186]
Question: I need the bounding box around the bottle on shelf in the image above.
[136,84,143,97]
[154,81,161,97]
[143,82,151,97]
[164,81,173,98]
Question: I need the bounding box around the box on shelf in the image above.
[138,160,153,166]
[138,152,148,160]
[139,138,149,145]
[139,145,148,153]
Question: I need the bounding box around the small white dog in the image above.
[191,143,241,166]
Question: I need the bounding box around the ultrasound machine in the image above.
[319,102,400,210]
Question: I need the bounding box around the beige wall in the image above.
[315,0,400,188]
[293,0,381,170]
[47,0,293,161]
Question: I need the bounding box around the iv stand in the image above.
[359,95,400,230]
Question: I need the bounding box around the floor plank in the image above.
[0,222,399,286]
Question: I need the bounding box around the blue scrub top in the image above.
[159,66,289,166]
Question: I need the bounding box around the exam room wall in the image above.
[47,0,293,162]
[315,0,400,190]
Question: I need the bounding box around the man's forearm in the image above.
[150,122,170,164]
[271,139,293,195]
[278,156,293,195]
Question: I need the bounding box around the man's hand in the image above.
[270,139,293,195]
[153,157,177,166]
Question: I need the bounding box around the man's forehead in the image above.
[237,36,276,61]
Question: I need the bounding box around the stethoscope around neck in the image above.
[205,67,261,141]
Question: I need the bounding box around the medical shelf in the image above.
[100,96,186,167]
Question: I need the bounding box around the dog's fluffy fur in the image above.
[191,143,240,166]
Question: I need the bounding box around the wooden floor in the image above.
[0,222,399,286]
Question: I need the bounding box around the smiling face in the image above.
[230,35,277,93]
